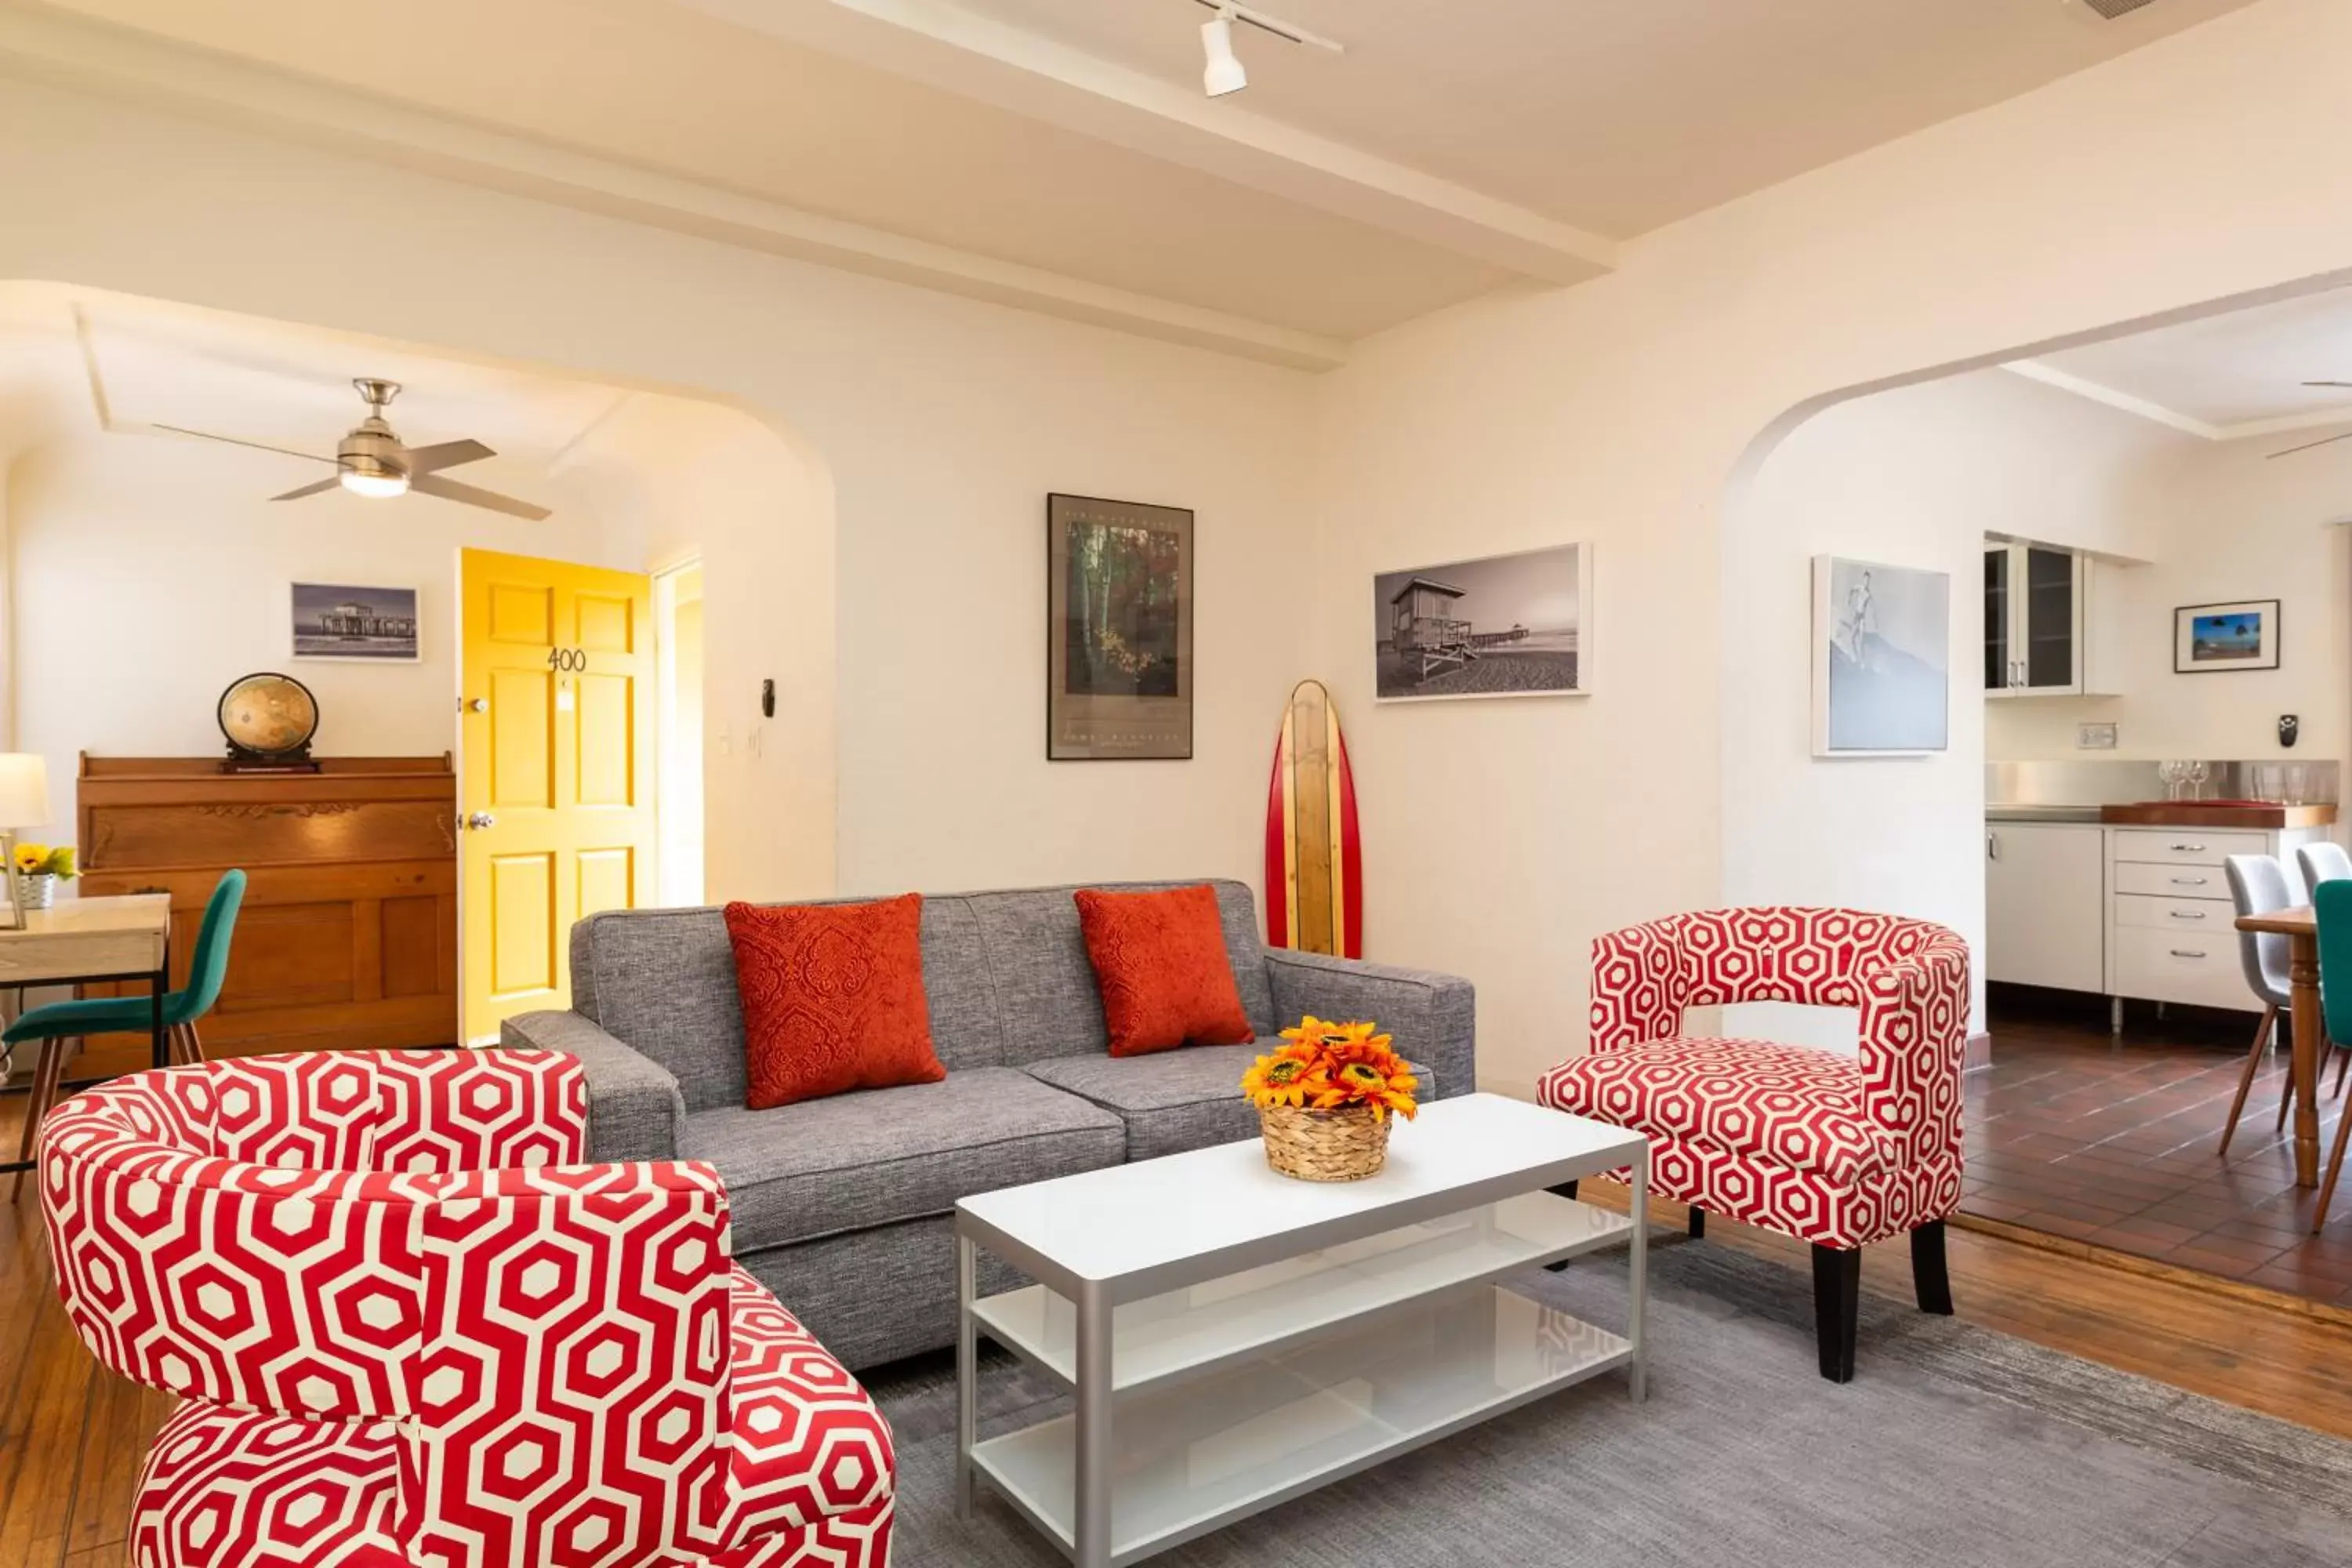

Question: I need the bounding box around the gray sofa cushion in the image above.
[680,1068,1125,1248]
[1025,1045,1441,1165]
[572,879,1274,1108]
[970,880,1275,1062]
[572,896,1011,1110]
[1023,1045,1265,1163]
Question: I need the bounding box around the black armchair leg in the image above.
[1542,1180,1581,1269]
[1686,1206,1705,1239]
[1812,1244,1860,1383]
[1911,1220,1954,1316]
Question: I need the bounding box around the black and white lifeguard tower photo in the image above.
[290,581,423,661]
[1373,543,1591,701]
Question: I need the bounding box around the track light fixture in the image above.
[1189,0,1344,100]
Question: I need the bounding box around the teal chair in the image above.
[7,869,246,1198]
[2307,879,2352,1232]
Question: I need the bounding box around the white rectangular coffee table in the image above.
[954,1092,1649,1568]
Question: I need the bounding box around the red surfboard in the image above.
[1265,679,1363,959]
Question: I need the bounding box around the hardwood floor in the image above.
[5,1091,2352,1567]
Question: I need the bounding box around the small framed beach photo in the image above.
[1372,543,1592,702]
[290,582,422,662]
[2174,599,2279,674]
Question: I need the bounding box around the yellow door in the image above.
[459,548,655,1043]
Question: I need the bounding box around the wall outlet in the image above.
[2077,721,2118,750]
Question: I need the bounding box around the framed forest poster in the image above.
[1047,493,1194,760]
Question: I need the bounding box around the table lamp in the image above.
[0,753,53,930]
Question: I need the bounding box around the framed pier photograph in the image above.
[289,582,421,662]
[1372,543,1592,702]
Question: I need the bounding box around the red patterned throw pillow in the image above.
[1074,884,1256,1058]
[724,894,947,1110]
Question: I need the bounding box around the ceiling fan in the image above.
[156,378,550,519]
[2268,380,2352,460]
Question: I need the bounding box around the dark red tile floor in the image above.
[1966,993,2352,1308]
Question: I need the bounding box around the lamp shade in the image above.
[0,753,53,829]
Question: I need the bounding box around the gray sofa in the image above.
[502,878,1474,1370]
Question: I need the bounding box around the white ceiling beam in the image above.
[2000,360,2221,438]
[672,0,1618,287]
[2005,359,2352,444]
[0,7,1348,372]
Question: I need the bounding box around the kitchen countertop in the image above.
[1987,802,2338,828]
[1986,804,2106,823]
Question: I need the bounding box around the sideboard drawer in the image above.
[2112,894,2233,933]
[2110,925,2252,1011]
[2113,861,2230,900]
[2107,827,2267,869]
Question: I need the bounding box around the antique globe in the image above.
[217,672,320,759]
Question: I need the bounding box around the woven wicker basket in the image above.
[1258,1102,1389,1181]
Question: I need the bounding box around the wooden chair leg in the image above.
[1911,1220,1955,1315]
[2219,1004,2278,1157]
[168,1022,204,1066]
[2333,1046,2349,1102]
[2315,1082,2352,1234]
[1686,1205,1706,1239]
[1812,1244,1860,1383]
[9,1038,68,1203]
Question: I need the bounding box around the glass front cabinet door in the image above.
[1985,543,2091,697]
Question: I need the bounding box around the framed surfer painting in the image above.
[1373,542,1592,702]
[1047,493,1194,760]
[1812,555,1950,757]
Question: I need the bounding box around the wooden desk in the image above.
[0,892,171,1175]
[2234,904,2323,1189]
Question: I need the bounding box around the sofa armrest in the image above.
[1262,949,1475,1100]
[501,1010,686,1162]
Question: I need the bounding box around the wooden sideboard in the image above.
[74,754,458,1065]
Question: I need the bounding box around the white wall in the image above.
[1719,371,2187,1048]
[1985,431,2352,765]
[4,434,642,844]
[0,78,1323,913]
[12,0,2352,1094]
[1308,0,2352,1096]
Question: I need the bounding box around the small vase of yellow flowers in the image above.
[1241,1015,1417,1181]
[12,843,76,910]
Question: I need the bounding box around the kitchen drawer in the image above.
[2111,925,2254,1012]
[2107,827,2266,869]
[2112,894,2233,933]
[2113,861,2230,900]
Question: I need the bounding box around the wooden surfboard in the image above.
[1265,679,1363,959]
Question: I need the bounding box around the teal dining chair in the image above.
[2307,879,2352,1232]
[6,869,246,1199]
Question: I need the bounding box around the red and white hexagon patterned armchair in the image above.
[37,1047,894,1568]
[1538,908,1969,1382]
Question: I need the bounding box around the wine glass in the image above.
[2187,760,2209,801]
[2158,760,2184,801]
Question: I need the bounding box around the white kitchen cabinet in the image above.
[1985,822,2105,993]
[2103,825,2322,1012]
[1984,818,2332,1017]
[1983,542,2124,699]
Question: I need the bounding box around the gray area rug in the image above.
[869,1240,2352,1566]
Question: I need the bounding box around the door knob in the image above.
[467,698,488,713]
[467,812,496,830]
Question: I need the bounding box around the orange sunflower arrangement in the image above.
[1241,1016,1417,1181]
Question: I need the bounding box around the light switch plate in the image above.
[2077,721,2118,750]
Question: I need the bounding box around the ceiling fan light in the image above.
[339,467,409,499]
[1202,13,1247,96]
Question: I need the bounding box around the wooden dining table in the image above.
[0,892,172,1177]
[2234,903,2326,1189]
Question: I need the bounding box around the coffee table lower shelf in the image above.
[971,1284,1630,1566]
